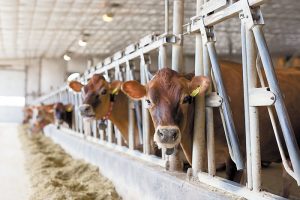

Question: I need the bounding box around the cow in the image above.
[121,60,300,197]
[30,104,55,134]
[68,74,143,147]
[53,102,74,129]
[22,106,33,124]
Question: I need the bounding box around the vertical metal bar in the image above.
[241,20,253,189]
[140,55,151,154]
[107,121,113,143]
[171,0,184,72]
[165,0,169,34]
[192,0,206,175]
[246,26,261,191]
[126,61,135,150]
[203,42,215,176]
[206,41,244,170]
[159,46,167,69]
[252,25,300,184]
[115,65,123,146]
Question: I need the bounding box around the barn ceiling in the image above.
[0,0,299,59]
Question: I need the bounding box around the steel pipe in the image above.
[171,0,184,72]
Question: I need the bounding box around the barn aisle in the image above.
[0,123,30,200]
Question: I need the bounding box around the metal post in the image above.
[241,20,253,190]
[140,55,151,154]
[206,41,244,170]
[159,46,167,69]
[115,65,123,146]
[203,41,215,176]
[192,0,206,175]
[165,0,169,34]
[252,25,300,184]
[246,26,261,192]
[126,61,135,150]
[171,0,184,72]
[107,121,113,143]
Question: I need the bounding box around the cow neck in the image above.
[107,91,129,141]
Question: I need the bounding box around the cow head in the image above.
[68,74,122,120]
[23,106,33,124]
[122,68,210,154]
[53,103,73,125]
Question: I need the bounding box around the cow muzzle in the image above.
[154,126,181,155]
[79,104,95,118]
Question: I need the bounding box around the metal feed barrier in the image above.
[34,0,300,199]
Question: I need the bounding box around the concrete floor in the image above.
[0,123,30,200]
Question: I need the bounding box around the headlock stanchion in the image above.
[33,0,300,199]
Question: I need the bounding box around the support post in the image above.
[203,40,215,176]
[192,0,206,175]
[171,0,184,72]
[246,26,260,191]
[241,20,253,190]
[140,55,151,155]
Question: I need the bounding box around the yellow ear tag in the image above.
[66,107,73,112]
[190,85,202,97]
[112,87,119,95]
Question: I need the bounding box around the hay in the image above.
[19,126,121,200]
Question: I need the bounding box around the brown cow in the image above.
[22,106,33,124]
[30,104,55,134]
[68,75,142,146]
[122,61,300,197]
[53,102,74,129]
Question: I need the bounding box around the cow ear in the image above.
[122,80,146,100]
[188,75,210,97]
[69,81,84,92]
[110,80,123,95]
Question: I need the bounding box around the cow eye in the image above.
[101,89,107,95]
[182,95,192,104]
[146,99,151,105]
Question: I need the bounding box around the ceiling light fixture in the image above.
[102,12,114,22]
[78,39,87,47]
[63,52,71,61]
[78,33,90,47]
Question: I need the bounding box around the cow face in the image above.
[68,74,122,120]
[122,68,210,152]
[23,106,33,124]
[53,103,73,124]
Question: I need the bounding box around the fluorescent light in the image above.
[0,96,25,107]
[67,73,80,82]
[102,13,114,22]
[78,39,87,47]
[63,53,71,61]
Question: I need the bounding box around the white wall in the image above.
[0,69,25,123]
[41,58,67,95]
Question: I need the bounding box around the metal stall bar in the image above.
[115,63,124,146]
[192,0,206,175]
[199,18,244,170]
[140,54,151,155]
[125,60,136,150]
[158,0,169,69]
[241,18,253,190]
[172,0,184,72]
[105,71,114,143]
